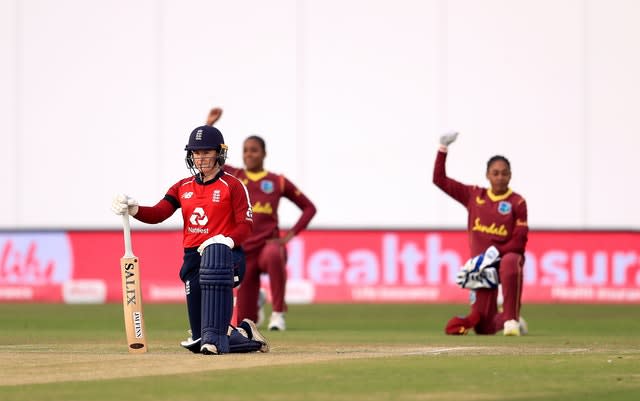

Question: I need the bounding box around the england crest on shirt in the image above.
[261,180,274,194]
[498,201,512,215]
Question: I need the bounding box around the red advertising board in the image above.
[1,230,638,303]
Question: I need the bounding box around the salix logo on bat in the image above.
[123,262,137,305]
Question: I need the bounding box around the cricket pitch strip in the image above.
[0,343,598,386]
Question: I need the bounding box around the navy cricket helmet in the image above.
[184,125,228,173]
[185,125,225,151]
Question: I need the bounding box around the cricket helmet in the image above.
[185,125,225,151]
[185,125,228,173]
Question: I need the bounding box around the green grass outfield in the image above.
[1,303,639,401]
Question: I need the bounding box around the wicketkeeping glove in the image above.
[456,267,500,289]
[198,234,235,255]
[461,245,500,273]
[439,131,459,146]
[111,194,139,216]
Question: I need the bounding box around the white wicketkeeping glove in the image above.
[439,131,459,146]
[111,194,139,216]
[197,234,235,255]
[456,267,499,289]
[461,246,500,273]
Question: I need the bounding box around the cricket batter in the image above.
[433,132,529,336]
[112,125,269,354]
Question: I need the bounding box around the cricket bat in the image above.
[120,212,148,353]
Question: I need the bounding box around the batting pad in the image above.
[200,243,234,353]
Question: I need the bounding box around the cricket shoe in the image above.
[200,343,219,355]
[518,316,529,336]
[268,311,286,331]
[239,318,270,353]
[180,330,201,353]
[256,288,267,327]
[503,319,521,336]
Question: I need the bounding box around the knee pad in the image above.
[200,244,234,286]
[200,243,234,353]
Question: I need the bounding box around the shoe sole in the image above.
[180,338,202,354]
[242,319,270,353]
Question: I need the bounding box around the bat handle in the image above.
[122,211,134,257]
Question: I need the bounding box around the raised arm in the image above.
[432,132,472,207]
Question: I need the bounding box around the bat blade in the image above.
[120,255,148,353]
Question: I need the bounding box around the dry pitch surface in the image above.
[1,343,598,386]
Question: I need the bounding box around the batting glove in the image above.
[111,194,139,216]
[439,131,459,147]
[198,234,235,255]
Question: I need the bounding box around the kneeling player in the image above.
[112,125,269,354]
[445,246,527,336]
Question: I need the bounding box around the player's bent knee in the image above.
[499,253,521,276]
[200,244,234,285]
[445,316,471,335]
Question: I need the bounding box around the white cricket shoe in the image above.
[503,319,521,336]
[256,288,267,327]
[518,316,529,336]
[268,311,286,331]
[239,318,270,353]
[180,330,201,353]
[200,343,219,355]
